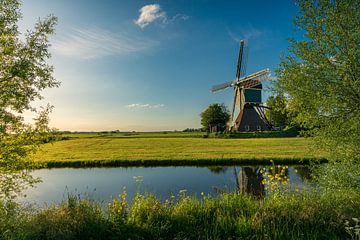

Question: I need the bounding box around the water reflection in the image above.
[294,166,312,181]
[236,167,264,198]
[22,165,312,205]
[210,165,310,198]
[207,166,228,174]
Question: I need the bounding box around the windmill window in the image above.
[245,125,250,131]
[257,125,261,131]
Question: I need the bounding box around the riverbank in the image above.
[2,189,359,239]
[31,137,327,168]
[38,157,327,168]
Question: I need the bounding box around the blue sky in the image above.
[20,0,299,131]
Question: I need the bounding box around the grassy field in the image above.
[32,135,326,168]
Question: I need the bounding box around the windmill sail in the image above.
[210,80,236,92]
[240,41,248,78]
[210,69,269,93]
[236,69,270,86]
[235,87,241,106]
[230,87,238,125]
[236,40,245,80]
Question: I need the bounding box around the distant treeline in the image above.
[182,128,203,132]
[55,129,204,134]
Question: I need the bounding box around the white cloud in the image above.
[134,4,188,28]
[52,27,157,59]
[134,4,166,28]
[126,103,165,109]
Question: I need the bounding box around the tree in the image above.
[0,0,58,200]
[265,95,289,128]
[276,0,359,188]
[200,103,230,132]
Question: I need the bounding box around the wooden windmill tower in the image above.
[211,40,273,131]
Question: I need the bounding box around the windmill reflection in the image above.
[234,167,264,198]
[294,166,312,181]
[209,165,304,197]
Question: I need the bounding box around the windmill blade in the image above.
[235,86,242,106]
[230,87,239,124]
[240,41,248,78]
[236,69,270,85]
[239,72,269,89]
[248,71,270,82]
[240,88,245,109]
[210,80,236,93]
[244,87,262,90]
[239,79,261,89]
[235,40,245,80]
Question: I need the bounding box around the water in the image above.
[22,165,312,205]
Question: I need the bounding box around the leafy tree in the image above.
[265,95,289,128]
[200,103,230,132]
[276,0,359,188]
[0,0,58,200]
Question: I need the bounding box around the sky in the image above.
[20,0,300,131]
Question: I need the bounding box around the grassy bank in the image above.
[1,189,359,239]
[32,137,326,168]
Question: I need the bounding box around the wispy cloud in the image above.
[227,26,273,52]
[126,103,165,109]
[227,26,266,42]
[134,4,188,28]
[52,27,157,59]
[170,14,189,22]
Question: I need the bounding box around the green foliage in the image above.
[210,128,299,138]
[200,103,230,132]
[345,217,360,239]
[266,95,289,128]
[24,195,108,240]
[0,189,359,239]
[276,0,360,187]
[0,0,58,199]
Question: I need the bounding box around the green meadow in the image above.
[32,134,326,168]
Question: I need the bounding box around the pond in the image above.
[22,165,313,205]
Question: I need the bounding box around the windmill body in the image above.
[211,40,273,132]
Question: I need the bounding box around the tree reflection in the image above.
[207,166,228,174]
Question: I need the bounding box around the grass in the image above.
[31,136,327,168]
[2,189,359,239]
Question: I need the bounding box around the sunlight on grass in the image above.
[32,136,326,166]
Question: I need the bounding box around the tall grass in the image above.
[1,188,359,240]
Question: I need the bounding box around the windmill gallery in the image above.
[211,40,274,132]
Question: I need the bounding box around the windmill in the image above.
[211,40,273,131]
